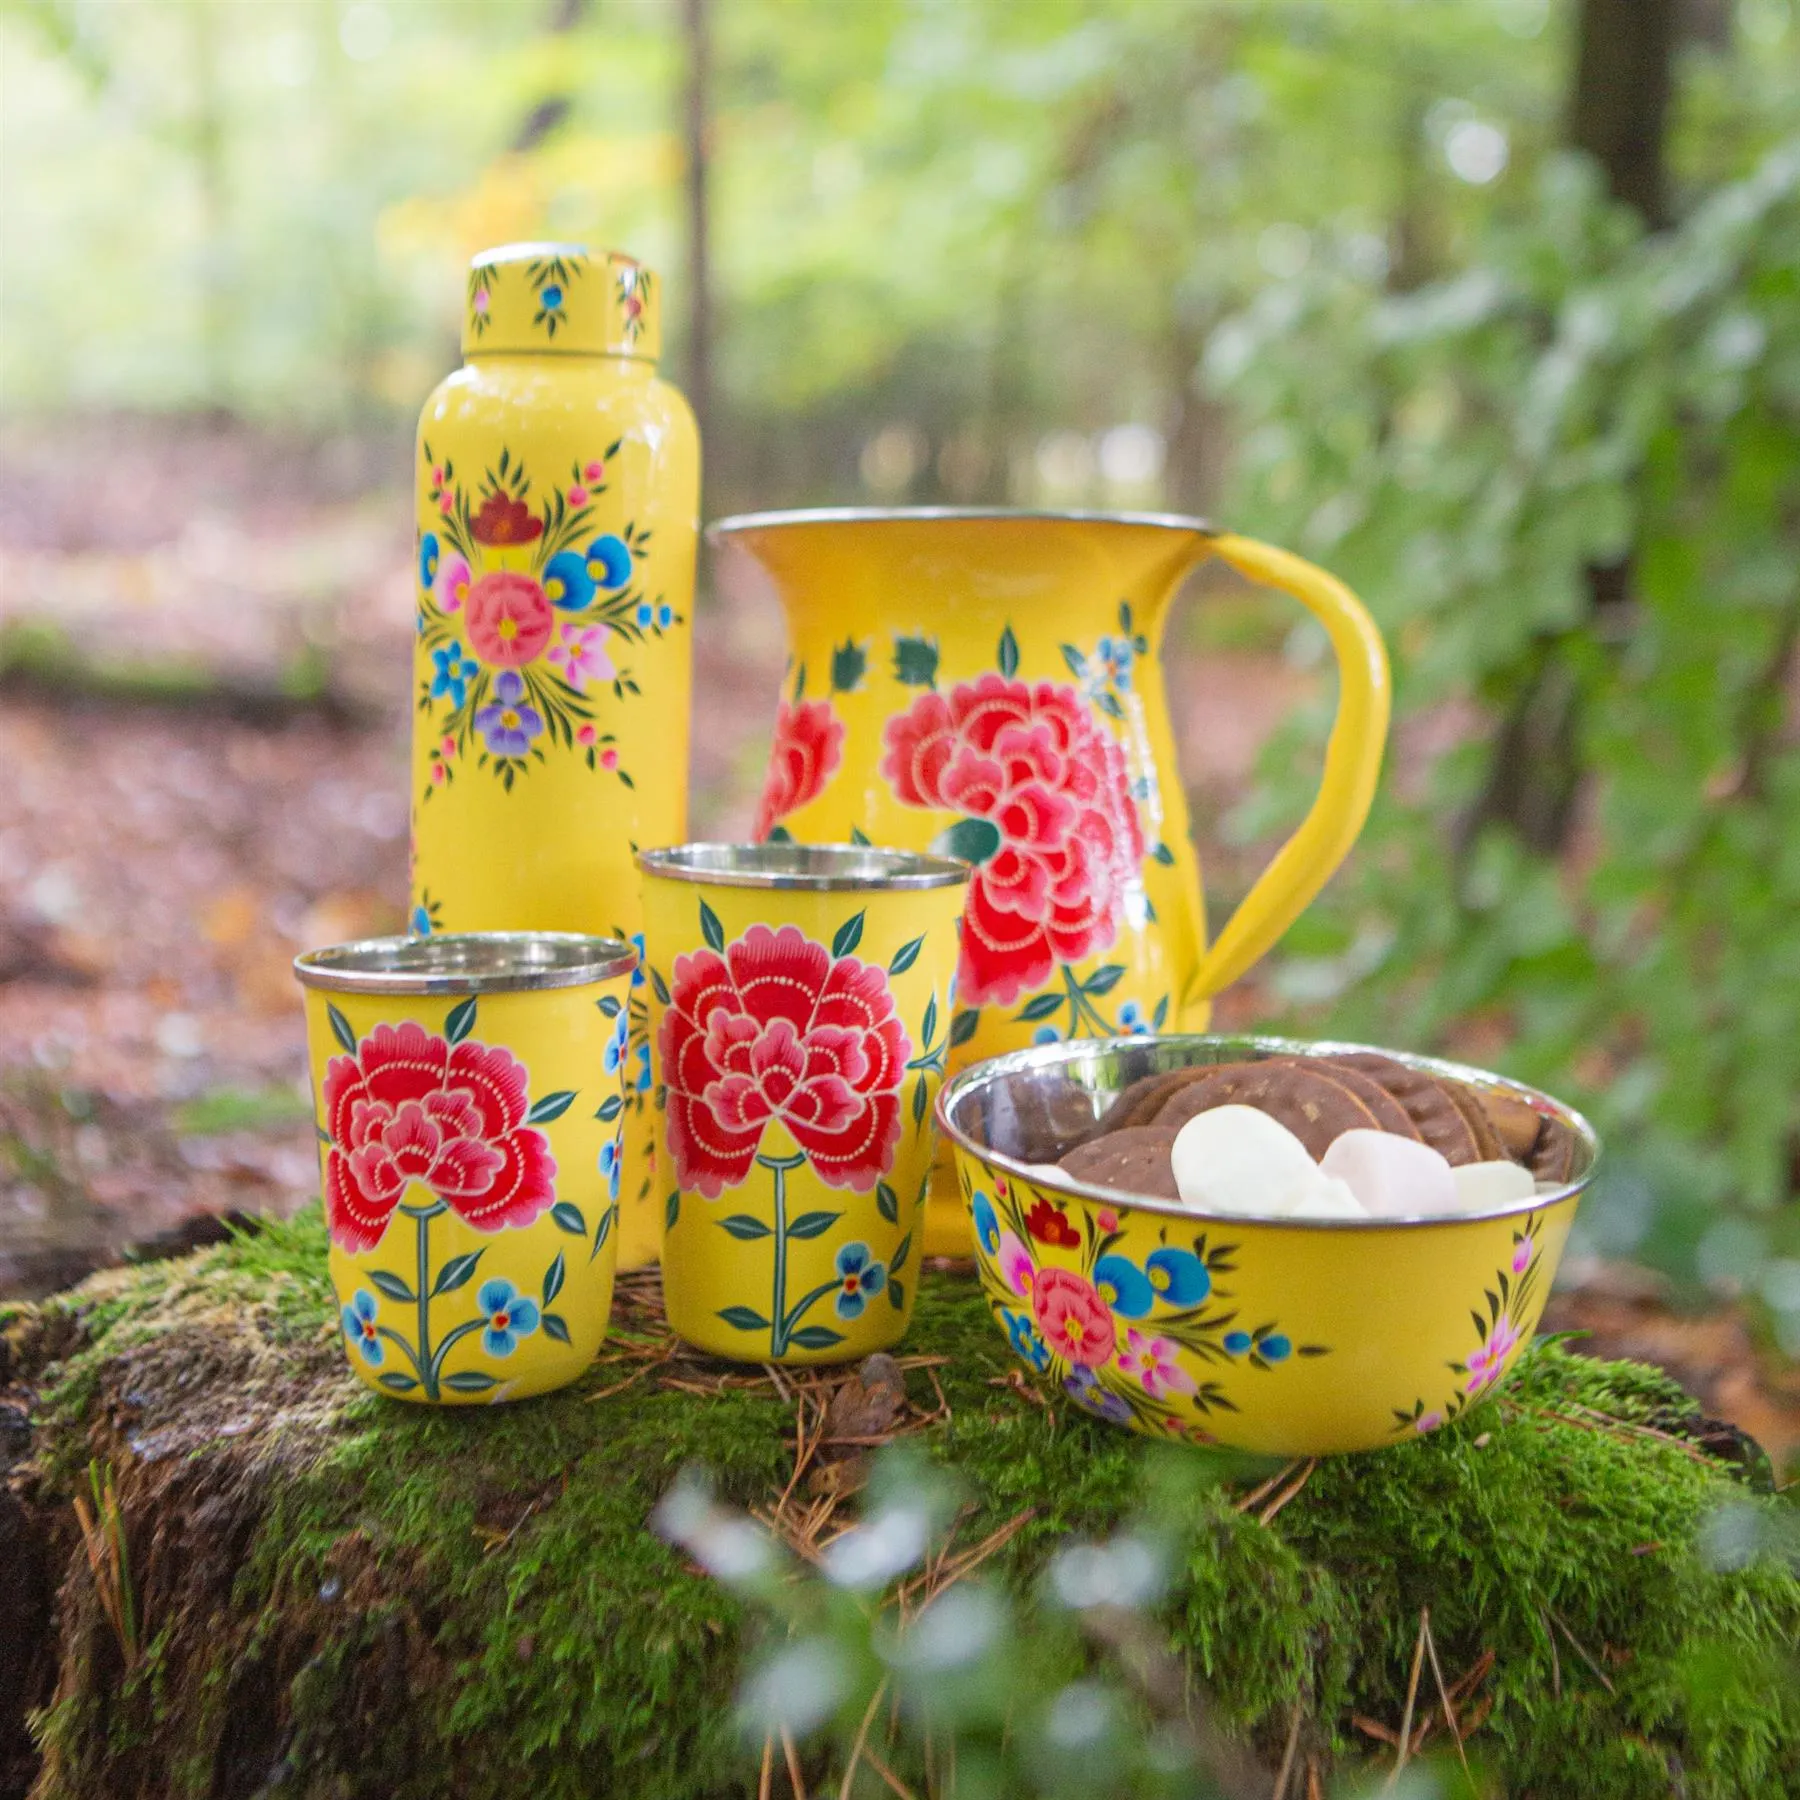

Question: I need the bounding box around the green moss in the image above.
[15,1209,1800,1800]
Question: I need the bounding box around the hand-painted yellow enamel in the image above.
[638,860,965,1365]
[301,970,631,1405]
[946,1149,1578,1457]
[710,510,1390,1256]
[411,244,697,1273]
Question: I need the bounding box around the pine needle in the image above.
[1384,1607,1429,1790]
[782,1726,808,1799]
[1257,1458,1318,1527]
[1272,1704,1304,1800]
[1547,1606,1617,1695]
[839,1679,889,1800]
[1422,1607,1474,1786]
[1233,1460,1301,1514]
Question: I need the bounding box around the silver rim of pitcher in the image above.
[294,931,639,995]
[636,842,972,892]
[705,505,1217,541]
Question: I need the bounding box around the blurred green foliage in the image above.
[1212,140,1800,1334]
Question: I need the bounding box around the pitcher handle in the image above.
[1184,531,1391,1004]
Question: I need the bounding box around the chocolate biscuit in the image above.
[1059,1126,1183,1199]
[1527,1116,1578,1185]
[1152,1062,1381,1159]
[1473,1087,1545,1162]
[1274,1058,1423,1142]
[1326,1052,1484,1166]
[1441,1080,1506,1161]
[1081,1067,1214,1141]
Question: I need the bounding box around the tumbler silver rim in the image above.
[636,842,972,892]
[294,931,638,995]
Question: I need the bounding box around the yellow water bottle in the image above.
[410,243,699,1269]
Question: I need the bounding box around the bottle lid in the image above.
[462,242,660,360]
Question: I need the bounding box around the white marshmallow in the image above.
[1286,1175,1368,1220]
[1453,1160,1539,1210]
[1170,1105,1321,1216]
[1320,1128,1458,1218]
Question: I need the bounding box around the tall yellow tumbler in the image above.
[411,243,699,1269]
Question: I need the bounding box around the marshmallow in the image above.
[1319,1128,1458,1218]
[1452,1159,1539,1210]
[1170,1105,1321,1216]
[1286,1175,1368,1220]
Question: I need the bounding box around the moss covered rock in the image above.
[1,1208,1796,1800]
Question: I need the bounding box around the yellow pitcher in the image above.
[707,509,1390,1255]
[411,243,699,1272]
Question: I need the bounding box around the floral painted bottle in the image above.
[411,243,698,1269]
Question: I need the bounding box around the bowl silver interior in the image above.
[936,1033,1600,1229]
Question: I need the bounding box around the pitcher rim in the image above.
[706,505,1217,543]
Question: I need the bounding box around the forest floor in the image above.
[1,415,1795,1471]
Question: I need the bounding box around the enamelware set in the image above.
[294,242,1597,1451]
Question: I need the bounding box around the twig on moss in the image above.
[1233,1460,1300,1514]
[987,1367,1054,1412]
[759,1735,774,1800]
[1384,1608,1429,1790]
[1520,1402,1712,1466]
[860,1747,916,1800]
[925,1365,951,1428]
[1272,1704,1303,1800]
[776,1385,822,1518]
[1421,1608,1473,1786]
[1258,1459,1318,1527]
[1547,1606,1616,1694]
[897,1508,1037,1620]
[782,1726,808,1799]
[839,1678,889,1800]
[1544,1609,1562,1697]
[585,1359,665,1403]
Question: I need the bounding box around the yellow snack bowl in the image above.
[936,1034,1598,1456]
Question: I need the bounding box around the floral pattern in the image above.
[476,1278,541,1357]
[320,1016,557,1253]
[1033,1266,1115,1366]
[833,1242,887,1319]
[657,918,910,1197]
[342,1290,384,1365]
[1392,1212,1546,1436]
[755,697,847,840]
[317,996,583,1401]
[416,440,679,798]
[968,1164,1327,1434]
[653,901,942,1360]
[882,659,1145,1009]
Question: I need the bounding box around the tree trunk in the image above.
[1461,0,1678,860]
[1,1216,1792,1800]
[1566,0,1679,227]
